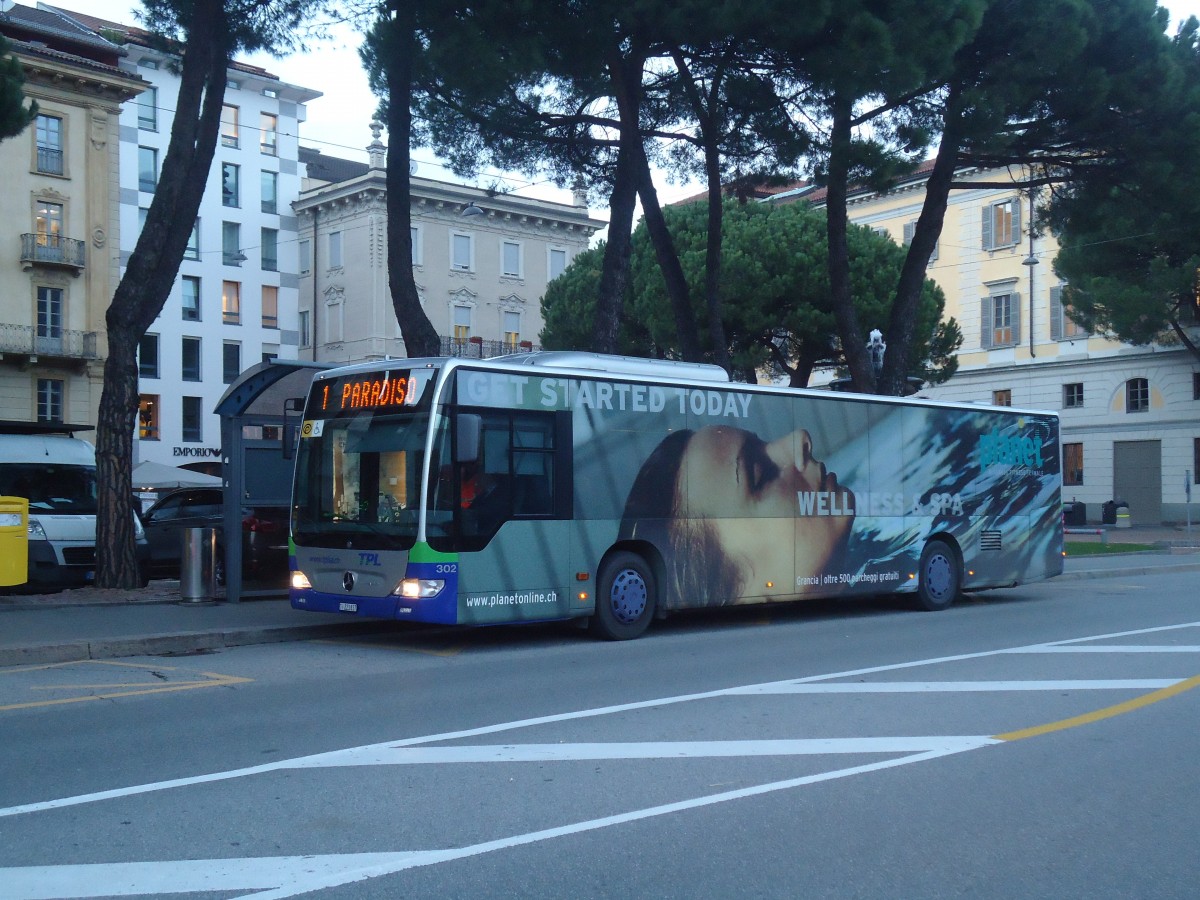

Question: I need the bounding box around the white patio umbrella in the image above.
[131,460,222,491]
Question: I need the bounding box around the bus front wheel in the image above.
[915,539,960,611]
[590,551,656,640]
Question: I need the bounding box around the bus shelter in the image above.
[215,360,327,602]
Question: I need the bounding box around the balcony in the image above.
[0,323,99,368]
[21,233,85,274]
[440,336,536,359]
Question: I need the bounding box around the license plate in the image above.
[339,602,358,612]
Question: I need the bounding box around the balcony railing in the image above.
[439,336,536,359]
[0,323,98,360]
[36,146,63,175]
[20,233,85,271]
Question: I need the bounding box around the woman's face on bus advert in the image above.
[677,425,854,591]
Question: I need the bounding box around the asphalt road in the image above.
[1,569,1198,898]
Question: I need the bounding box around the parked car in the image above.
[140,488,288,584]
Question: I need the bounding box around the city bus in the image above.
[288,351,1063,639]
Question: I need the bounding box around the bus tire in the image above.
[915,539,960,611]
[590,551,656,640]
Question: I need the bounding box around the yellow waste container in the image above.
[0,496,29,586]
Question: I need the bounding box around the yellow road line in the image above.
[0,661,252,712]
[995,672,1200,741]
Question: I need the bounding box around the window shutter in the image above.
[981,297,993,349]
[982,207,994,250]
[903,221,916,245]
[1010,200,1022,247]
[1050,285,1063,341]
[1010,292,1021,345]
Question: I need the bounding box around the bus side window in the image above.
[512,414,554,516]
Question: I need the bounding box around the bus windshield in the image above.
[291,411,430,550]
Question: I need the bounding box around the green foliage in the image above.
[542,199,959,385]
[0,34,37,142]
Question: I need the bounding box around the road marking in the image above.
[0,747,978,900]
[1017,645,1200,653]
[995,672,1200,741]
[0,660,252,712]
[734,679,1179,694]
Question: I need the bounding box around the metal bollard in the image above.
[180,527,216,602]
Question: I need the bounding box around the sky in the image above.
[38,0,1200,221]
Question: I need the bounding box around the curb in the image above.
[1056,560,1200,581]
[0,620,393,668]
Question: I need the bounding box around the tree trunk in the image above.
[385,6,441,358]
[702,142,730,371]
[879,92,964,396]
[592,141,639,354]
[825,94,874,392]
[96,0,231,588]
[634,145,703,362]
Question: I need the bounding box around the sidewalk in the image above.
[1,525,1197,668]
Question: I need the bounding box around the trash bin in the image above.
[1114,500,1131,529]
[180,526,217,602]
[0,496,29,587]
[1063,500,1086,527]
[1101,499,1117,526]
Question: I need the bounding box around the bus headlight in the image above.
[291,570,312,590]
[396,578,444,599]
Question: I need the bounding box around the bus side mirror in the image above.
[456,414,481,464]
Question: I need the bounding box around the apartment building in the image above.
[294,130,604,365]
[51,6,321,471]
[0,2,145,428]
[770,165,1199,525]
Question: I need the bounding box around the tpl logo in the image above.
[357,552,381,566]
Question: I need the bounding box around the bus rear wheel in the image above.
[915,539,960,611]
[590,551,656,640]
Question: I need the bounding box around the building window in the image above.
[221,162,239,207]
[1050,285,1088,341]
[181,396,202,443]
[222,221,242,266]
[181,275,201,321]
[299,239,311,275]
[260,170,278,214]
[298,309,310,347]
[223,342,241,384]
[992,389,1012,407]
[1064,383,1083,409]
[981,291,1020,349]
[138,146,157,192]
[262,350,278,364]
[502,241,521,277]
[1195,438,1200,484]
[451,233,472,271]
[182,336,201,381]
[222,280,241,324]
[260,113,278,155]
[137,85,157,131]
[982,197,1020,250]
[549,247,567,280]
[221,104,239,148]
[503,310,520,349]
[34,114,63,175]
[1126,377,1149,413]
[410,226,421,266]
[262,285,278,328]
[185,219,200,260]
[138,394,160,440]
[37,378,64,423]
[34,201,63,258]
[902,220,939,261]
[36,286,63,340]
[138,334,160,378]
[136,207,150,243]
[453,304,471,342]
[1193,372,1200,401]
[261,227,278,271]
[1063,443,1084,486]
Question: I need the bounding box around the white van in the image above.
[0,422,149,590]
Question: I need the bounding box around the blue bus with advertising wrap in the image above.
[288,352,1063,639]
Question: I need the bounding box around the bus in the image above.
[288,351,1063,639]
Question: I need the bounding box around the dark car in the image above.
[140,488,289,584]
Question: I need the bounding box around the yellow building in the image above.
[0,3,145,428]
[769,164,1198,525]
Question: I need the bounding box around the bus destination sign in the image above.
[309,369,420,419]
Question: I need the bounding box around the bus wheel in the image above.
[590,551,656,640]
[915,539,960,611]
